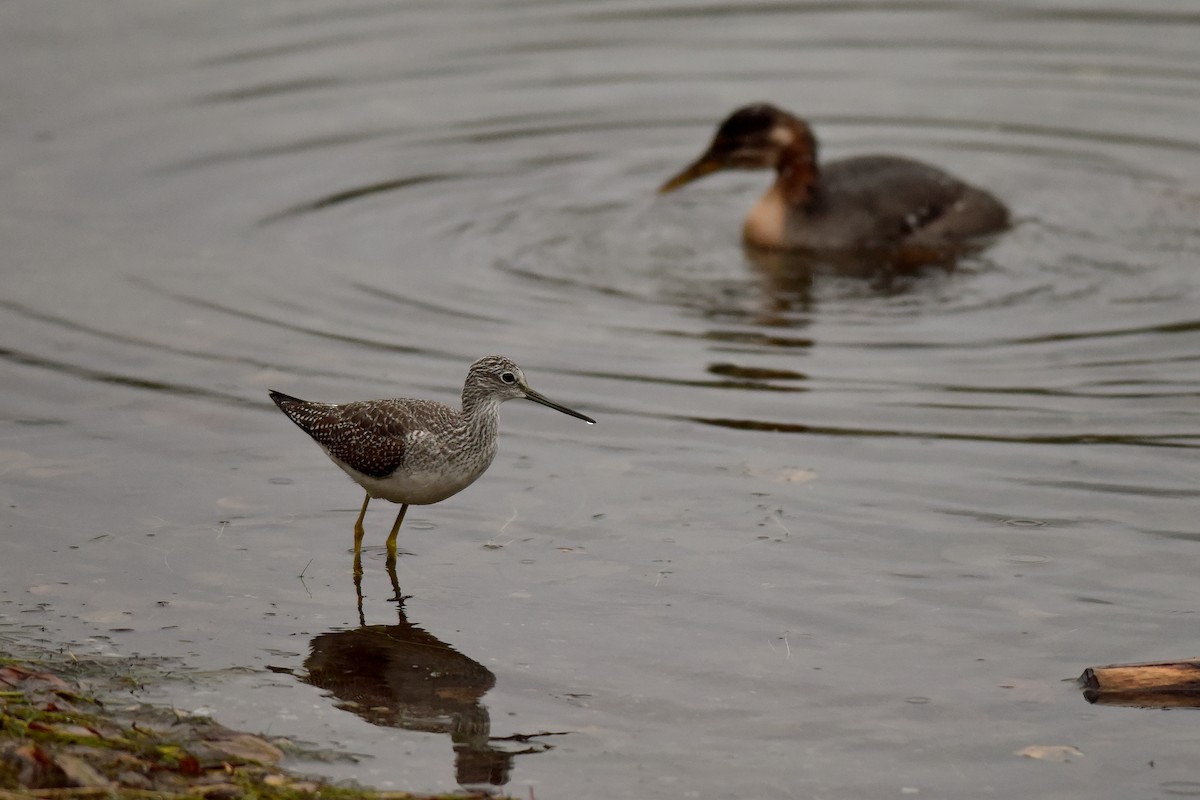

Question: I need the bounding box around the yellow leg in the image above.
[353,493,370,554]
[384,503,409,559]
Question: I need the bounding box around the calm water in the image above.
[4,1,1200,797]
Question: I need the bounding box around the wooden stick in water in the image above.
[1079,659,1200,708]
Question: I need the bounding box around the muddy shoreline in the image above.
[0,643,511,799]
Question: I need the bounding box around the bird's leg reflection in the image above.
[384,554,408,605]
[352,556,407,624]
[353,555,367,626]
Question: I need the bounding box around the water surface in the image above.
[3,1,1200,798]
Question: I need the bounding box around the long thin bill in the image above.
[524,388,596,424]
[657,154,722,194]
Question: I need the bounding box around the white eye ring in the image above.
[500,371,517,385]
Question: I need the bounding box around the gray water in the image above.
[3,1,1200,797]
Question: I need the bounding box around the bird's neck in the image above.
[774,120,819,209]
[460,391,502,441]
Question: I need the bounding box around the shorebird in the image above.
[270,356,594,558]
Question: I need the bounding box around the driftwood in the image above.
[1078,659,1200,708]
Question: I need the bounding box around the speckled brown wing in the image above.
[269,391,408,479]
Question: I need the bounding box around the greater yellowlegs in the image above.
[270,356,594,558]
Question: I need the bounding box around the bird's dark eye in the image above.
[500,371,517,385]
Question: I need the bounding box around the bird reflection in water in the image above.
[744,241,982,321]
[298,562,566,790]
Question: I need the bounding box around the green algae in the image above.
[0,651,513,800]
